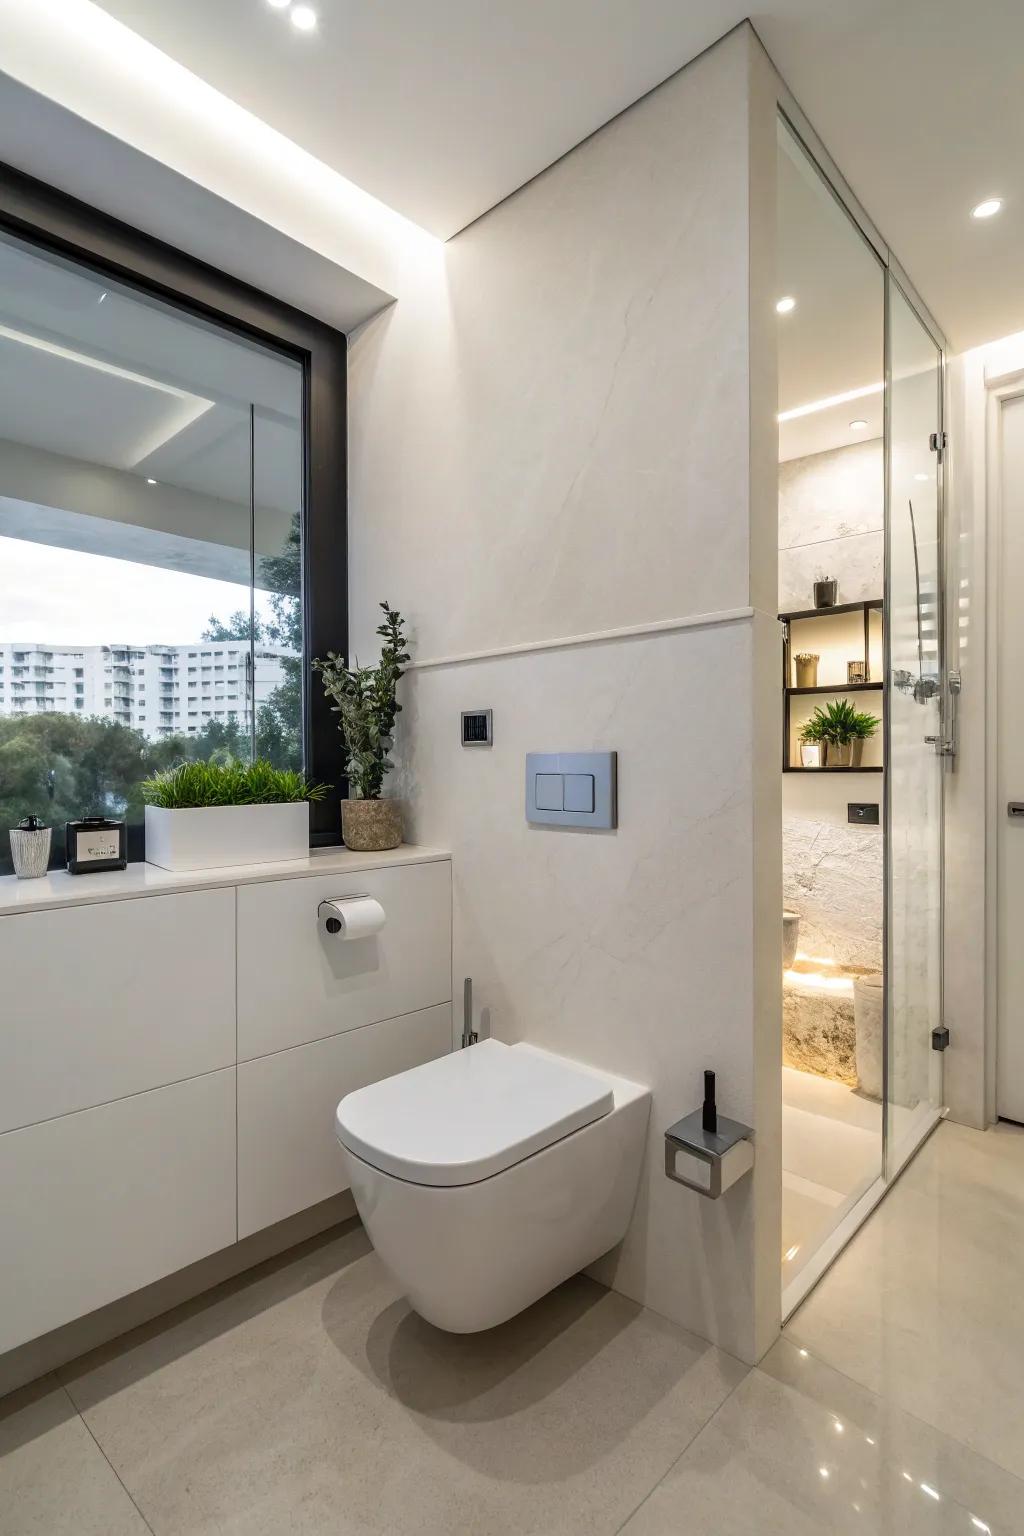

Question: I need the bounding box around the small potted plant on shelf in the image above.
[313,602,411,852]
[806,698,881,768]
[798,717,827,768]
[142,760,328,872]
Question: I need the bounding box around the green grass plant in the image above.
[801,697,880,746]
[141,758,328,809]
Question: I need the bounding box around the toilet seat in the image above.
[335,1038,614,1188]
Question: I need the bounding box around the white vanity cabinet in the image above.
[0,887,235,1133]
[0,1070,237,1354]
[236,860,452,1059]
[0,848,452,1357]
[235,858,452,1235]
[236,1001,451,1238]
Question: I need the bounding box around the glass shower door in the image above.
[885,277,945,1174]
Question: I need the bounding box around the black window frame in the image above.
[0,161,348,857]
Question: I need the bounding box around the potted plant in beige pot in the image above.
[314,602,411,852]
[805,698,881,768]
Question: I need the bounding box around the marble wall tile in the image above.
[348,29,758,662]
[778,439,883,551]
[778,531,883,612]
[778,441,884,612]
[391,618,777,1362]
[346,26,783,1366]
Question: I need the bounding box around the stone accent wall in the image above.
[783,814,883,972]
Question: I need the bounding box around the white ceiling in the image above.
[92,0,1024,352]
[0,228,303,514]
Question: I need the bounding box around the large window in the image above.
[0,171,347,872]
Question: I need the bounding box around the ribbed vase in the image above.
[9,825,52,879]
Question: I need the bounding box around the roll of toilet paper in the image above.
[319,895,386,940]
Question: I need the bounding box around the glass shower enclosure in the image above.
[777,113,947,1308]
[885,277,946,1176]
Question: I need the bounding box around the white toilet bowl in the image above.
[335,1039,650,1333]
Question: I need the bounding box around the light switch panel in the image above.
[525,753,616,830]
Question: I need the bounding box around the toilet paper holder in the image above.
[318,895,384,938]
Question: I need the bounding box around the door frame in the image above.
[984,366,1024,1123]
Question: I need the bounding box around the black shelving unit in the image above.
[785,764,883,774]
[780,598,884,773]
[789,682,883,697]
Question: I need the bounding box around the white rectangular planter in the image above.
[145,802,310,872]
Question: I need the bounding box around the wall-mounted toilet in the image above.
[335,1039,650,1332]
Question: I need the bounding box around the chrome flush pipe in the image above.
[462,976,478,1049]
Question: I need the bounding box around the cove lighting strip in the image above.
[778,382,884,423]
[1,0,442,300]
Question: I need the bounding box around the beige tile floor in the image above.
[3,1118,1023,1535]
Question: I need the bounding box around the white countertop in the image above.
[0,844,451,917]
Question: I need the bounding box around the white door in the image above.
[997,392,1024,1121]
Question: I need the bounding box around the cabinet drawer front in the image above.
[0,1069,236,1353]
[236,860,451,1060]
[0,889,235,1134]
[237,1003,451,1239]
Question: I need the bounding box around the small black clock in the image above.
[65,816,128,875]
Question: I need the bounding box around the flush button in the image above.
[525,752,617,830]
[564,774,595,813]
[534,774,564,811]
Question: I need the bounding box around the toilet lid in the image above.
[335,1039,614,1187]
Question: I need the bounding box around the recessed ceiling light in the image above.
[776,295,796,314]
[146,478,158,485]
[971,198,1003,220]
[267,0,290,7]
[849,419,868,431]
[97,291,108,304]
[290,4,316,28]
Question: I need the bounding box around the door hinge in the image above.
[932,1024,950,1052]
[929,430,947,458]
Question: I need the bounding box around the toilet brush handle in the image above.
[702,1070,718,1135]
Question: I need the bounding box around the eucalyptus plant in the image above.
[313,602,411,801]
